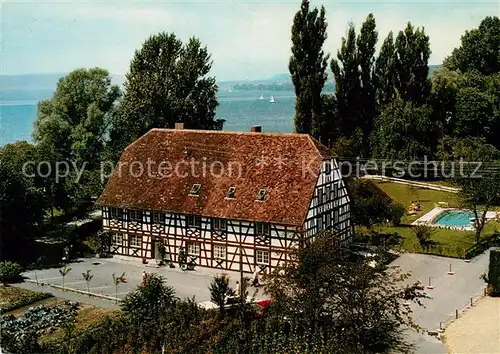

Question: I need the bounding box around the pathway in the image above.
[363,175,460,193]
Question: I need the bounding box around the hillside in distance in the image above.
[230,64,443,91]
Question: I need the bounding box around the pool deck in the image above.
[412,208,498,231]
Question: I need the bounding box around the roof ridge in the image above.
[150,128,309,137]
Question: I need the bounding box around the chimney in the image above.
[175,122,184,130]
[250,125,262,133]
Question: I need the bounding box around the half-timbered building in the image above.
[97,126,352,273]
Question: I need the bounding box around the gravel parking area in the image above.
[444,296,500,353]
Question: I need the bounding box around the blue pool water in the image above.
[434,210,475,227]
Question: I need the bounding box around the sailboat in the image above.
[259,94,264,100]
[269,95,275,103]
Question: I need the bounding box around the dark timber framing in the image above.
[101,158,351,273]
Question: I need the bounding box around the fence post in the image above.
[455,309,458,319]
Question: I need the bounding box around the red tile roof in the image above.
[97,129,333,227]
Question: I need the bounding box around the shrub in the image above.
[411,225,436,251]
[0,261,23,283]
[83,231,112,256]
[389,203,405,226]
[486,249,500,296]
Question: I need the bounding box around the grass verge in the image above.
[0,286,53,314]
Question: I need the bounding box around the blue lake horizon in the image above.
[0,89,297,146]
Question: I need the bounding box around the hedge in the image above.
[487,249,500,296]
[464,233,500,259]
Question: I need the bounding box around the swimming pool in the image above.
[433,209,476,227]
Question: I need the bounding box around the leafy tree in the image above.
[428,68,463,136]
[289,0,329,142]
[394,23,431,105]
[347,179,393,228]
[450,140,500,242]
[32,68,120,211]
[0,153,44,262]
[374,31,396,108]
[34,68,120,166]
[121,273,177,325]
[456,169,500,243]
[112,272,126,303]
[82,269,93,295]
[437,136,500,162]
[371,97,435,159]
[59,265,72,290]
[264,237,426,353]
[331,23,362,151]
[356,13,378,156]
[455,84,499,147]
[209,274,236,317]
[444,16,500,75]
[110,32,222,156]
[411,225,436,250]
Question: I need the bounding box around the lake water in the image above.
[0,89,296,146]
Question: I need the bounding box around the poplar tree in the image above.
[331,24,361,147]
[374,32,396,108]
[356,14,378,156]
[394,23,431,105]
[289,0,329,141]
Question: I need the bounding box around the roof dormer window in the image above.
[226,187,236,199]
[189,183,201,195]
[256,189,266,201]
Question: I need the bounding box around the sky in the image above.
[1,0,499,81]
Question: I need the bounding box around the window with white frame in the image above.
[153,212,165,224]
[111,233,123,245]
[212,218,227,231]
[256,250,269,264]
[129,210,143,222]
[187,242,201,255]
[213,245,226,259]
[187,215,201,228]
[255,222,270,236]
[129,235,142,248]
[109,207,123,220]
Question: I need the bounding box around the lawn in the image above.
[373,181,460,223]
[0,286,53,313]
[368,181,499,257]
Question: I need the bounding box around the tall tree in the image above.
[444,16,500,75]
[356,13,378,156]
[289,0,329,141]
[111,33,222,156]
[394,23,431,105]
[331,23,361,151]
[0,145,45,262]
[453,144,500,243]
[32,68,120,210]
[371,97,435,160]
[374,31,396,108]
[34,68,121,167]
